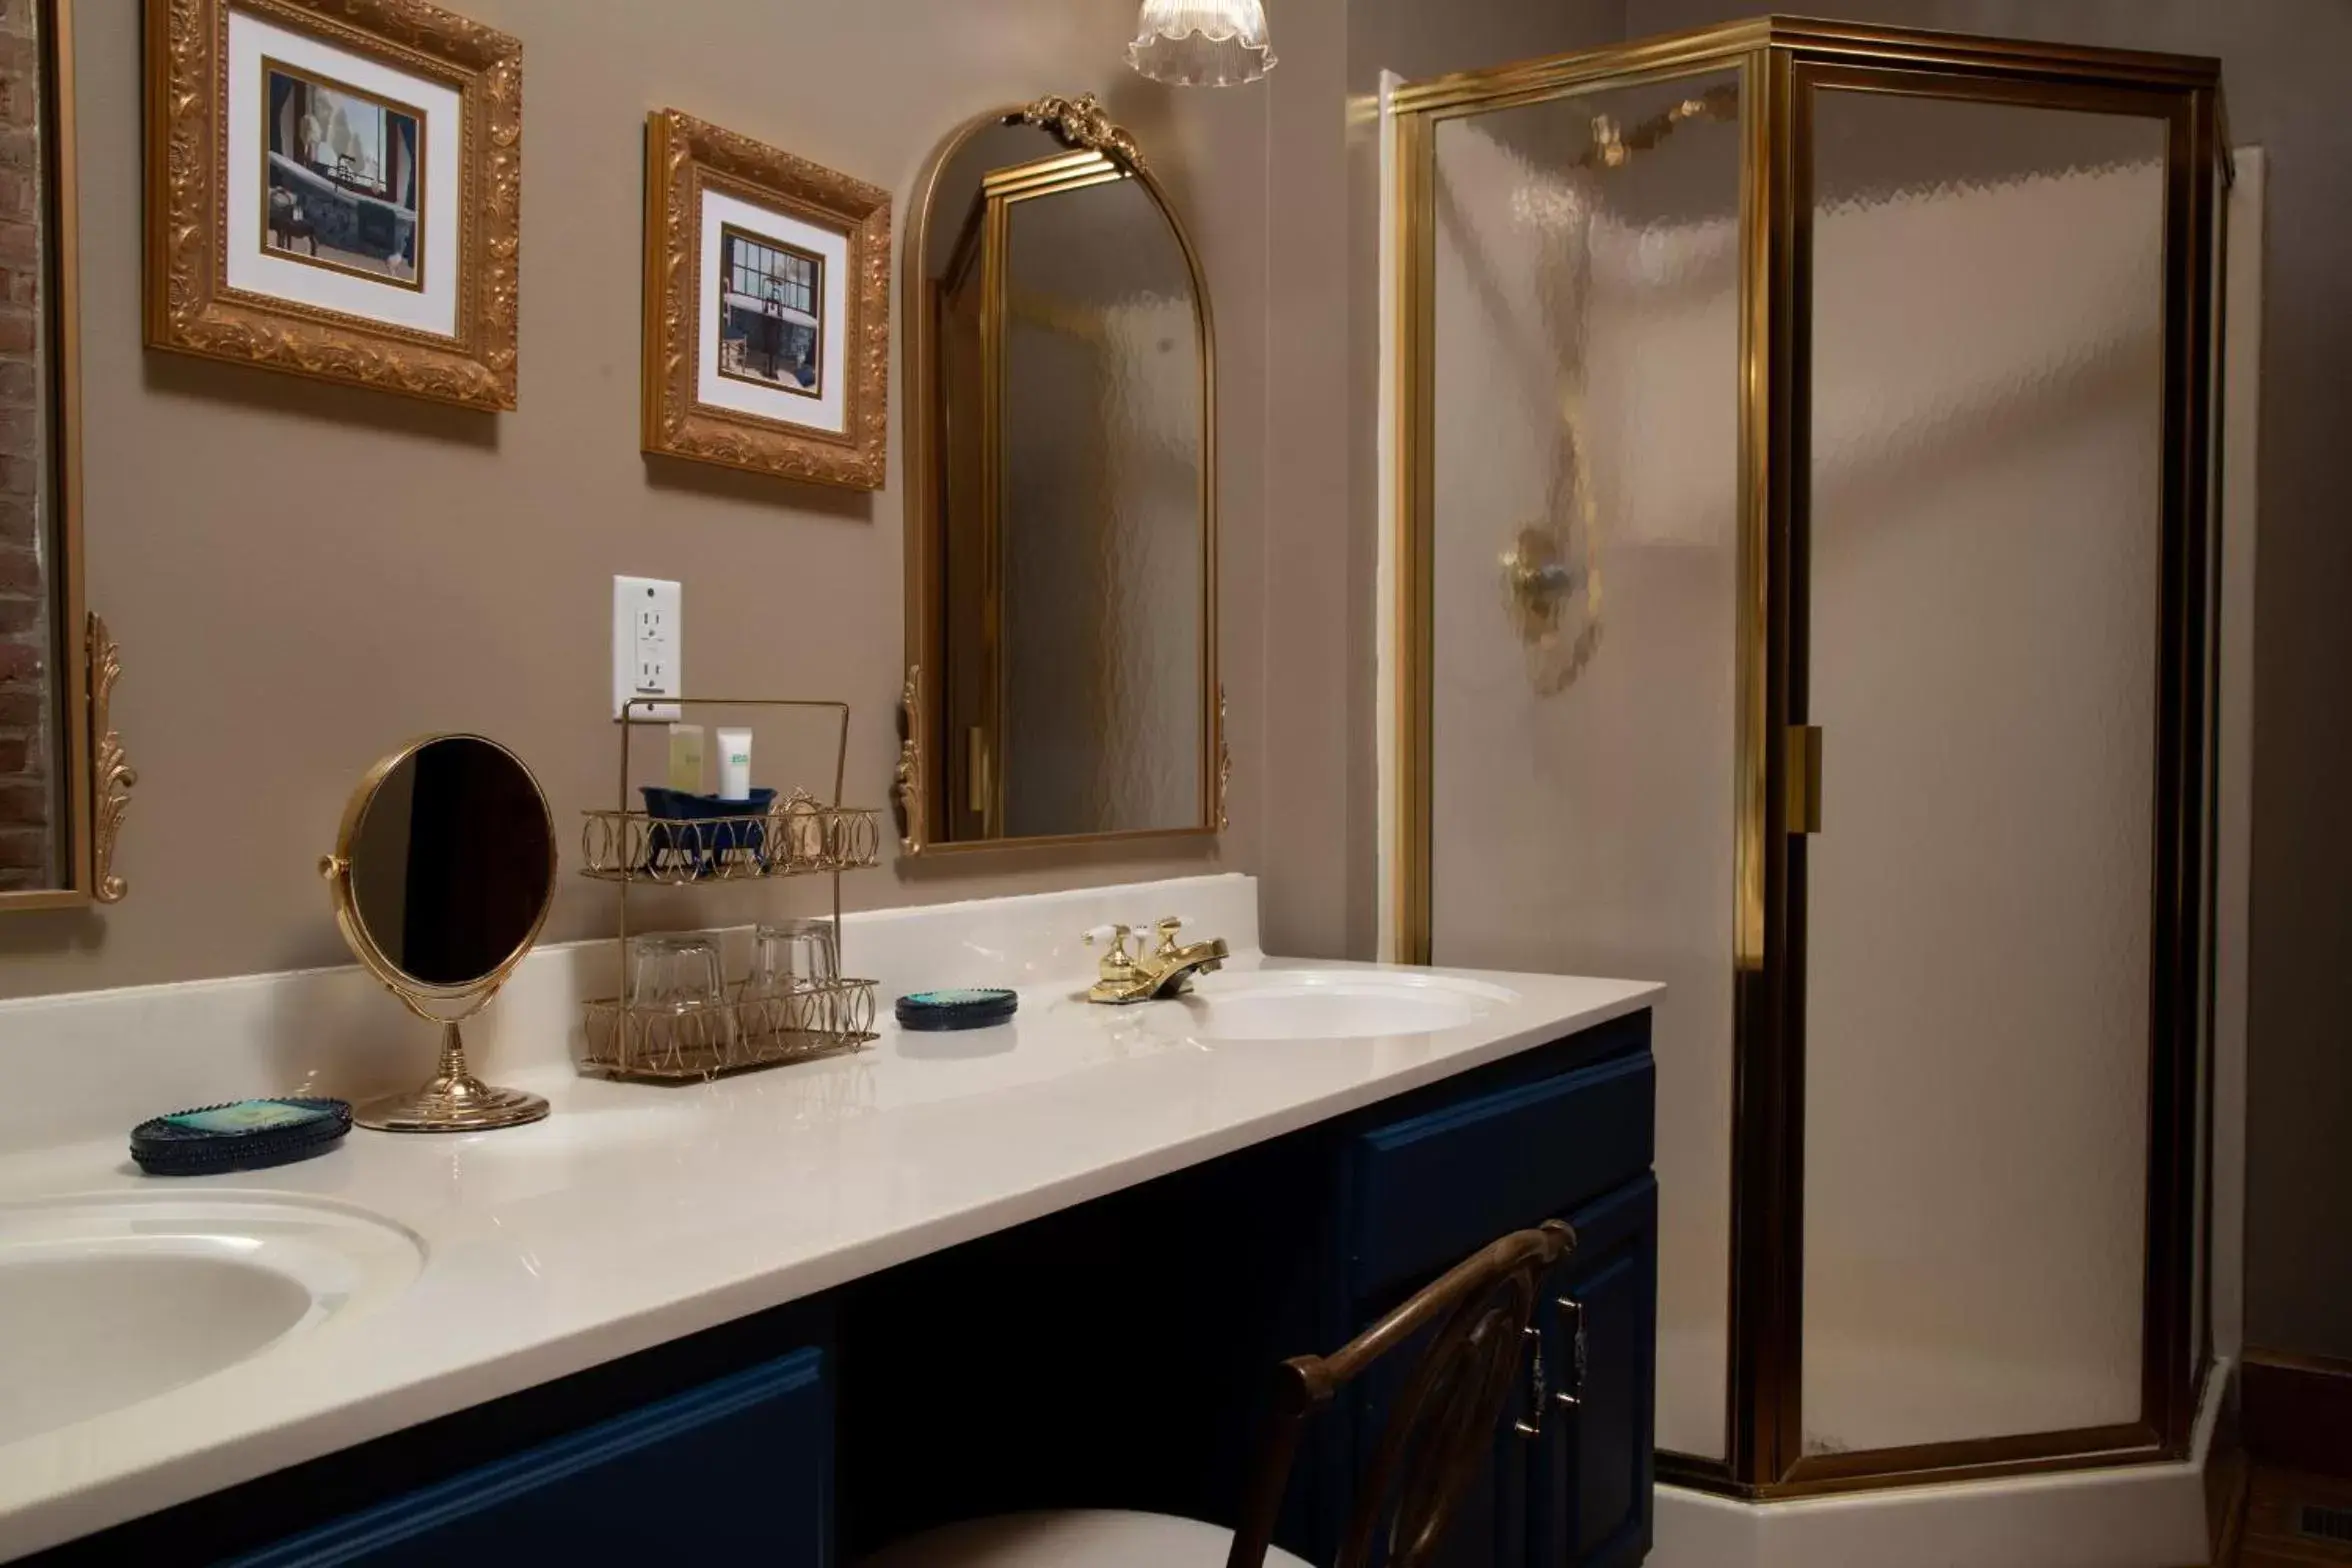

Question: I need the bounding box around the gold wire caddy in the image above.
[582,978,878,1082]
[578,801,883,884]
[578,696,882,1084]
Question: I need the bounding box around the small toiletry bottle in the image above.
[668,724,705,794]
[717,727,754,801]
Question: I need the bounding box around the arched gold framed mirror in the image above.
[319,733,556,1132]
[895,94,1223,856]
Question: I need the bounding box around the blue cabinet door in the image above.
[1338,1175,1658,1568]
[227,1348,832,1567]
[1340,1291,1535,1568]
[1533,1179,1658,1568]
[1345,1050,1655,1303]
[1337,1034,1658,1568]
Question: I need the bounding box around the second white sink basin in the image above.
[1173,970,1516,1041]
[0,1194,424,1448]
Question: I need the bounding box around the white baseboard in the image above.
[1651,1359,2228,1568]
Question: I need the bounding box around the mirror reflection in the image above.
[0,0,79,901]
[347,736,555,988]
[903,100,1219,852]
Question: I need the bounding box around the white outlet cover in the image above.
[613,575,682,721]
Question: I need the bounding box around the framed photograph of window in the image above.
[144,0,522,411]
[642,110,890,490]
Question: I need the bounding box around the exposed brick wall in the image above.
[0,0,51,891]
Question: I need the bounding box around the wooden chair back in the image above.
[1223,1219,1576,1568]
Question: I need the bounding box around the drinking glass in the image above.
[749,918,839,997]
[628,932,730,1059]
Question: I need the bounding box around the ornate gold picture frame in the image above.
[641,110,890,490]
[144,0,522,411]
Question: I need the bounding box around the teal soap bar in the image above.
[165,1101,326,1134]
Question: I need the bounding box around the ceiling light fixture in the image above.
[1126,0,1277,87]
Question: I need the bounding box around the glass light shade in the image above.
[1127,0,1277,87]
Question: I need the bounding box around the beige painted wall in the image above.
[1616,0,2352,1368]
[0,0,1281,998]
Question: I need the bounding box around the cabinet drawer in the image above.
[229,1348,831,1567]
[1346,1050,1653,1299]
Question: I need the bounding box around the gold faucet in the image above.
[1083,916,1230,1005]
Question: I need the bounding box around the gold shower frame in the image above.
[1388,17,2228,1500]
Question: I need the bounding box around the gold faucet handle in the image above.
[1084,923,1139,973]
[1150,916,1190,956]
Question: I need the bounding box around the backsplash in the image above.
[0,873,1258,1153]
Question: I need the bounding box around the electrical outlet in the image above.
[612,576,682,721]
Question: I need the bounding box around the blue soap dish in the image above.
[640,786,777,878]
[896,989,1018,1032]
[130,1097,353,1176]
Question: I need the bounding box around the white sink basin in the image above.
[0,1194,423,1447]
[1171,970,1516,1041]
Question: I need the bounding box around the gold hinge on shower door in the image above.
[1787,725,1823,835]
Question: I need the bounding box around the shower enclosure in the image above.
[1386,19,2226,1496]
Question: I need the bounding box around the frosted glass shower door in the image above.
[1398,17,2222,1495]
[1423,69,1745,1463]
[1798,88,2170,1457]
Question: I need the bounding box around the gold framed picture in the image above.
[144,0,522,410]
[642,110,890,490]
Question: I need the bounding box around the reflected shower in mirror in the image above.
[899,96,1221,854]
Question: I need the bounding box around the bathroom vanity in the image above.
[0,80,1664,1562]
[0,884,1658,1568]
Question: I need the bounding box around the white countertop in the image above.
[0,952,1655,1559]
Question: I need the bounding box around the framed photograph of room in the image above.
[143,0,522,411]
[641,110,890,489]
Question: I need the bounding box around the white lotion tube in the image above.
[717,727,753,800]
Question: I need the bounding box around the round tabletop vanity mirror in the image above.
[320,734,556,1133]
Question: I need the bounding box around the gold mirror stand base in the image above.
[356,1022,550,1134]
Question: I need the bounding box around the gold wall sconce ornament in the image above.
[894,663,923,855]
[320,733,556,1132]
[143,0,524,410]
[640,109,891,489]
[87,614,135,904]
[1018,94,1149,172]
[1217,683,1231,831]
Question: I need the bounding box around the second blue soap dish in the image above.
[895,989,1018,1031]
